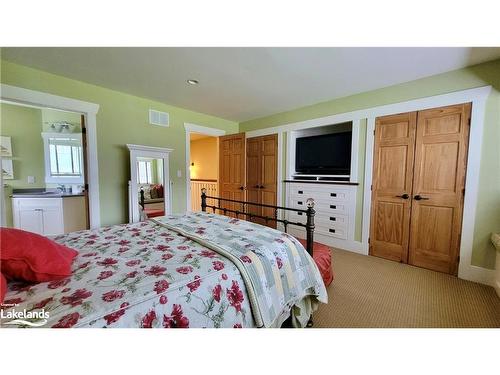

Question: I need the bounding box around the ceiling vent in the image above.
[149,109,169,127]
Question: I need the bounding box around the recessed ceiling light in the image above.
[187,79,199,85]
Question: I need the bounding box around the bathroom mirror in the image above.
[127,144,172,223]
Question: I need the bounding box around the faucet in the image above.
[57,184,66,193]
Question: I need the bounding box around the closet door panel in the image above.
[260,135,278,228]
[219,133,246,217]
[370,112,416,262]
[245,134,278,228]
[408,103,471,275]
[246,137,263,224]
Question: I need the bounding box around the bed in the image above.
[1,195,327,328]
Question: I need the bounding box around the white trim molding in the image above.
[126,144,173,223]
[126,144,174,154]
[350,119,360,181]
[361,117,375,256]
[0,84,101,228]
[184,123,226,212]
[244,86,492,138]
[184,123,226,137]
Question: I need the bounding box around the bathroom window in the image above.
[42,133,84,183]
[137,160,152,184]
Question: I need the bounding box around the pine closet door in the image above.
[219,133,246,217]
[246,137,263,224]
[246,134,278,228]
[370,112,417,262]
[370,103,471,275]
[408,103,471,275]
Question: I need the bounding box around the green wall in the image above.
[0,103,44,226]
[241,59,500,270]
[41,108,82,133]
[0,60,239,226]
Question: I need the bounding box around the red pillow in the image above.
[0,273,7,304]
[0,228,78,283]
[156,184,164,198]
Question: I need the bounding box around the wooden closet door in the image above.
[408,103,471,275]
[260,134,278,229]
[219,133,246,217]
[370,112,417,262]
[246,137,262,223]
[245,134,278,228]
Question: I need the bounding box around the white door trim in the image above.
[0,84,101,228]
[184,123,226,212]
[361,117,376,255]
[126,144,173,223]
[244,86,492,137]
[361,86,493,285]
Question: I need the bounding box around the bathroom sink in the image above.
[11,189,63,198]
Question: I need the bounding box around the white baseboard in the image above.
[286,226,367,255]
[314,235,367,255]
[458,264,495,287]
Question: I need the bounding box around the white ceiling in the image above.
[2,47,500,122]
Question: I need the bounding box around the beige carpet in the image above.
[314,248,500,328]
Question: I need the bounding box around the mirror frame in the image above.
[127,144,173,223]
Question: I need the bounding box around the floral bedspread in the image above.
[1,213,326,328]
[153,212,327,327]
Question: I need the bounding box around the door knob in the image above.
[395,193,409,199]
[253,185,260,188]
[239,186,245,190]
[414,195,429,201]
[259,185,265,189]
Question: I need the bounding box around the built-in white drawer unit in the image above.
[288,209,348,228]
[289,184,350,202]
[285,181,357,244]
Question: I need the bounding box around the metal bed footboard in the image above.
[200,188,315,256]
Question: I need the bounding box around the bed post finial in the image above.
[140,188,145,209]
[201,188,207,212]
[305,198,315,256]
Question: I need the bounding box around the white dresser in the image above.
[284,181,357,248]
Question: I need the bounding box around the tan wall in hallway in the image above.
[190,137,218,180]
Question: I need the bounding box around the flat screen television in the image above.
[295,131,352,175]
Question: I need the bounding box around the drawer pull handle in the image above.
[329,229,336,233]
[297,201,303,205]
[330,193,337,197]
[297,212,303,216]
[330,217,336,221]
[330,205,336,209]
[298,190,303,194]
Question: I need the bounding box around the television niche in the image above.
[295,130,352,177]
